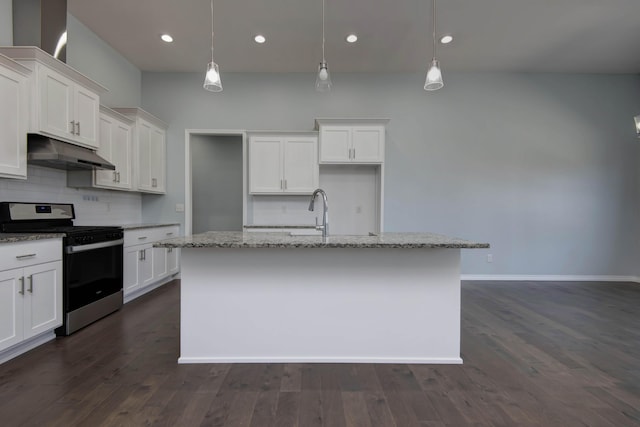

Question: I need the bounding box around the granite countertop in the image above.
[117,223,180,230]
[0,233,65,244]
[154,231,490,249]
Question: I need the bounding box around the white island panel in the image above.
[179,247,462,364]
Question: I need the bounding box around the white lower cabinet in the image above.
[123,226,180,302]
[0,239,62,360]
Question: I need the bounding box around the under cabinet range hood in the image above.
[27,134,115,171]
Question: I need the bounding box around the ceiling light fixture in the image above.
[203,0,222,92]
[440,34,453,44]
[161,34,174,43]
[315,0,331,92]
[254,35,266,44]
[346,34,358,43]
[634,115,640,137]
[424,0,443,91]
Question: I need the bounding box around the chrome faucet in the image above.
[309,188,329,237]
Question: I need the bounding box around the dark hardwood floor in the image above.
[1,280,639,426]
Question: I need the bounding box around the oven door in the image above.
[64,239,124,312]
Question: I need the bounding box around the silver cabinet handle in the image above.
[168,247,172,253]
[27,275,33,293]
[284,180,287,190]
[16,254,36,260]
[139,249,144,261]
[152,178,157,188]
[113,171,118,183]
[70,120,76,134]
[117,172,121,183]
[18,277,24,295]
[76,121,81,136]
[138,236,148,240]
[166,232,174,236]
[353,148,356,159]
[143,249,146,260]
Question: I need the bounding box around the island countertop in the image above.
[154,231,489,249]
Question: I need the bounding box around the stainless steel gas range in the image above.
[0,202,124,335]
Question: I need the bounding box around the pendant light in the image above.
[203,0,222,92]
[424,0,443,91]
[315,0,331,91]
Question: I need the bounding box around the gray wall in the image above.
[0,0,11,45]
[191,134,243,233]
[142,71,640,277]
[67,14,141,107]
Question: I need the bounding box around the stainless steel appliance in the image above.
[0,202,124,335]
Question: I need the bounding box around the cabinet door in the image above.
[351,126,384,163]
[152,247,168,280]
[0,269,23,351]
[283,136,318,193]
[112,121,133,189]
[249,136,284,193]
[149,127,165,193]
[319,126,351,163]
[123,245,141,295]
[73,86,100,149]
[136,120,153,191]
[167,247,180,275]
[95,115,118,187]
[139,247,155,288]
[38,66,74,141]
[0,65,27,179]
[97,118,133,191]
[23,261,62,339]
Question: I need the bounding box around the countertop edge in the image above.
[0,233,65,244]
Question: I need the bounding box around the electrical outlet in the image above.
[487,254,493,263]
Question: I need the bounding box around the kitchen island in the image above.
[155,231,489,364]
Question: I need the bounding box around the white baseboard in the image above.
[178,356,464,364]
[461,274,640,283]
[0,331,56,365]
[124,273,179,304]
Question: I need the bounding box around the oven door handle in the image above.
[65,238,124,254]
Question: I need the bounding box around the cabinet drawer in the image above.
[0,239,62,271]
[124,226,179,247]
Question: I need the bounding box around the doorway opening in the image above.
[185,130,246,235]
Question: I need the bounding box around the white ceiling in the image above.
[68,0,640,74]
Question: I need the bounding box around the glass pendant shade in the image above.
[635,115,640,136]
[315,62,332,92]
[424,59,443,91]
[203,61,222,92]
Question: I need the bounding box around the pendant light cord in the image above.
[322,0,326,63]
[210,0,215,62]
[432,0,437,61]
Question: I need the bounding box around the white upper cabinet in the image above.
[0,55,30,179]
[0,47,106,150]
[249,132,319,194]
[315,119,388,164]
[113,108,167,194]
[94,107,133,190]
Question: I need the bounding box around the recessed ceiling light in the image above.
[345,34,358,43]
[254,35,266,44]
[161,34,174,43]
[440,35,453,44]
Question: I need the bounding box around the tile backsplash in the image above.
[0,166,141,225]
